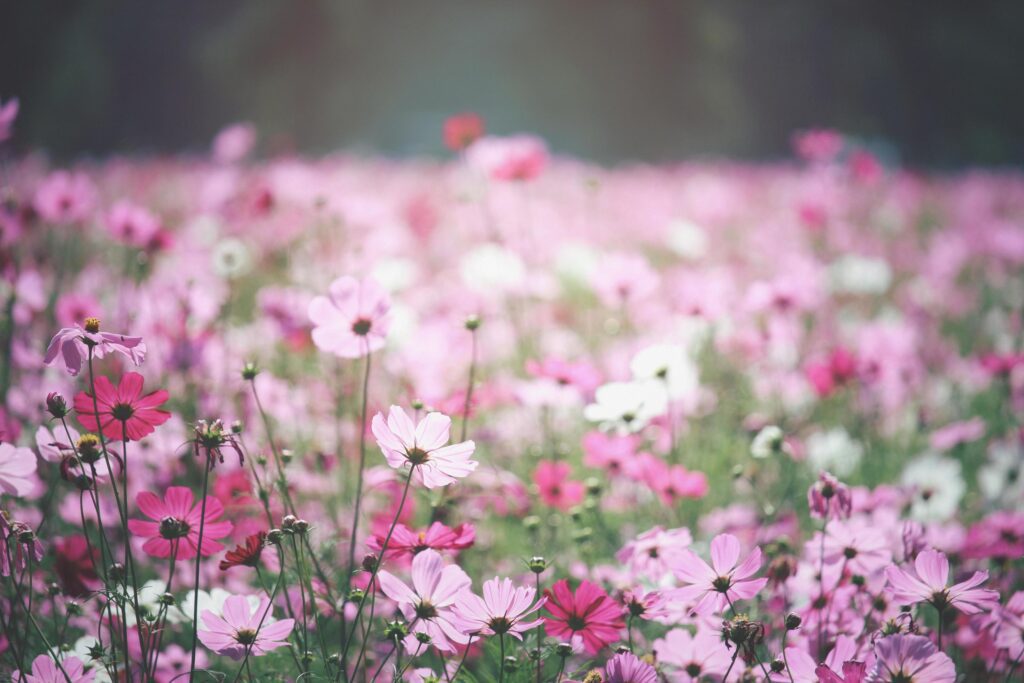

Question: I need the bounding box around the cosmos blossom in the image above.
[453,576,545,639]
[15,654,95,683]
[668,533,768,615]
[533,460,585,510]
[604,651,658,683]
[543,579,624,654]
[307,275,391,358]
[377,549,472,652]
[367,521,475,559]
[73,372,170,441]
[884,549,999,614]
[44,319,146,376]
[127,486,233,560]
[371,405,478,488]
[868,634,955,683]
[198,595,294,660]
[0,442,37,497]
[219,532,267,571]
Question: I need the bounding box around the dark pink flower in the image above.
[127,486,233,560]
[367,521,475,559]
[543,579,624,654]
[73,372,170,441]
[808,472,852,520]
[34,170,96,224]
[533,461,584,511]
[443,112,485,152]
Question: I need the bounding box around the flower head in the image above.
[34,171,96,224]
[73,372,170,441]
[367,521,475,559]
[44,321,146,376]
[198,595,294,660]
[377,549,472,652]
[808,471,852,520]
[443,112,485,152]
[884,548,999,614]
[128,486,234,560]
[220,532,267,571]
[15,653,95,683]
[543,579,624,654]
[604,651,657,683]
[868,634,955,683]
[533,461,585,511]
[654,628,731,682]
[668,533,768,615]
[453,576,545,639]
[0,442,37,497]
[308,276,391,358]
[372,405,477,488]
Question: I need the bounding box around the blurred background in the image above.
[3,0,1024,166]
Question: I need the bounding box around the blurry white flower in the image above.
[554,242,599,285]
[978,439,1024,508]
[630,344,699,400]
[829,255,892,295]
[902,453,965,522]
[372,258,419,292]
[584,380,667,434]
[212,238,252,279]
[666,219,708,260]
[460,243,525,293]
[805,427,863,476]
[751,425,786,459]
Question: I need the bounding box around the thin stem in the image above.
[188,449,213,682]
[450,633,476,681]
[347,348,373,574]
[498,632,506,683]
[722,648,740,682]
[460,326,478,443]
[535,572,543,683]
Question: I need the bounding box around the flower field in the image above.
[1,110,1024,681]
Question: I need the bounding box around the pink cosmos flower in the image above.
[604,651,657,683]
[792,129,844,163]
[377,549,472,652]
[669,533,768,615]
[44,323,146,377]
[582,431,639,476]
[367,521,475,559]
[33,171,96,224]
[307,276,391,358]
[616,525,692,580]
[127,486,234,560]
[654,628,731,682]
[106,200,161,247]
[533,461,585,511]
[371,405,477,489]
[465,134,549,181]
[527,358,602,394]
[443,112,485,152]
[198,595,294,660]
[808,472,852,520]
[0,97,18,143]
[773,635,859,683]
[995,591,1024,659]
[73,372,171,441]
[649,463,708,505]
[929,417,986,452]
[14,654,95,683]
[453,576,545,639]
[868,634,955,683]
[212,122,257,164]
[0,443,37,497]
[884,549,999,614]
[543,579,624,654]
[816,661,868,683]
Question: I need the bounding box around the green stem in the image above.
[188,448,214,682]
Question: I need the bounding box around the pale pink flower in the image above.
[212,122,257,164]
[669,533,768,615]
[14,654,95,683]
[198,595,294,660]
[654,628,731,682]
[773,635,860,682]
[616,525,692,580]
[929,417,986,452]
[33,171,96,224]
[372,405,477,488]
[884,549,999,614]
[0,443,37,497]
[377,549,472,652]
[604,651,657,683]
[453,576,545,639]
[106,200,161,247]
[308,276,391,358]
[44,324,146,377]
[868,634,955,683]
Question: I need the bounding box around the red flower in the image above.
[219,532,267,571]
[73,372,170,441]
[543,579,624,654]
[367,521,475,559]
[443,112,484,152]
[127,486,233,560]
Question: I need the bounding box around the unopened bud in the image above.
[527,557,547,574]
[361,554,378,573]
[266,529,284,545]
[46,392,68,418]
[785,613,802,630]
[464,315,481,331]
[242,361,259,381]
[281,515,297,530]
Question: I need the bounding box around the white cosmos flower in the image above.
[805,427,863,477]
[978,439,1024,508]
[460,243,525,293]
[630,344,700,400]
[584,380,668,434]
[902,453,965,522]
[212,238,252,279]
[751,425,786,459]
[666,219,708,260]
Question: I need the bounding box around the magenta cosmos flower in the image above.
[543,579,624,654]
[453,576,545,639]
[604,651,657,683]
[372,405,477,489]
[127,486,233,560]
[377,548,472,652]
[668,533,768,615]
[533,460,585,511]
[198,595,295,660]
[307,275,391,358]
[868,634,955,683]
[367,521,475,559]
[73,372,170,441]
[33,170,96,224]
[15,654,95,683]
[44,319,146,377]
[884,548,999,614]
[0,443,37,497]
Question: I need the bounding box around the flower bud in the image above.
[46,392,68,418]
[415,631,432,645]
[241,361,259,381]
[293,519,310,535]
[584,477,602,496]
[785,613,802,630]
[266,529,284,545]
[281,515,297,530]
[159,593,176,607]
[464,315,481,331]
[361,554,378,573]
[76,434,102,464]
[411,399,425,411]
[230,420,243,434]
[527,556,547,574]
[523,515,541,532]
[66,601,82,616]
[108,563,126,582]
[384,619,409,641]
[771,660,786,674]
[347,588,365,603]
[47,582,61,597]
[281,449,293,464]
[555,642,574,657]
